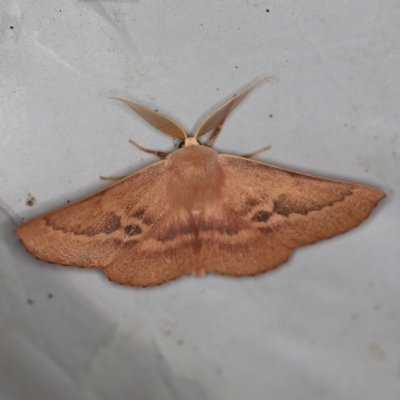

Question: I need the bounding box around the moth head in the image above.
[178,137,202,148]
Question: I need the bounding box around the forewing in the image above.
[181,155,384,279]
[15,161,168,268]
[220,155,385,256]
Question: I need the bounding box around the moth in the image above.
[15,80,385,287]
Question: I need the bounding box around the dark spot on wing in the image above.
[103,214,122,234]
[131,209,153,225]
[246,198,260,208]
[273,194,311,217]
[251,210,271,222]
[47,211,122,236]
[273,190,353,217]
[142,216,153,225]
[124,224,142,236]
[132,209,145,219]
[237,197,261,216]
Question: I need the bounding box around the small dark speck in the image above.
[59,10,62,12]
[164,329,171,336]
[177,339,184,345]
[200,23,203,26]
[154,109,159,112]
[216,88,219,91]
[266,9,270,12]
[235,66,238,69]
[351,313,359,321]
[269,114,273,118]
[344,123,348,127]
[10,26,14,29]
[26,193,36,207]
[48,293,53,299]
[21,217,25,221]
[66,200,71,204]
[27,299,34,305]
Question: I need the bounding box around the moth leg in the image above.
[100,175,126,181]
[206,123,224,147]
[129,139,169,158]
[240,145,271,158]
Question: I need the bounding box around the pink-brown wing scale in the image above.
[15,161,170,269]
[207,155,386,275]
[15,146,385,287]
[104,148,384,286]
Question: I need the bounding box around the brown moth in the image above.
[15,80,385,287]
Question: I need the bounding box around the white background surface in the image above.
[1,1,399,399]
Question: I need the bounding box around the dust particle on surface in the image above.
[26,193,36,207]
[27,299,34,305]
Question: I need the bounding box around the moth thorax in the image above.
[167,146,225,208]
